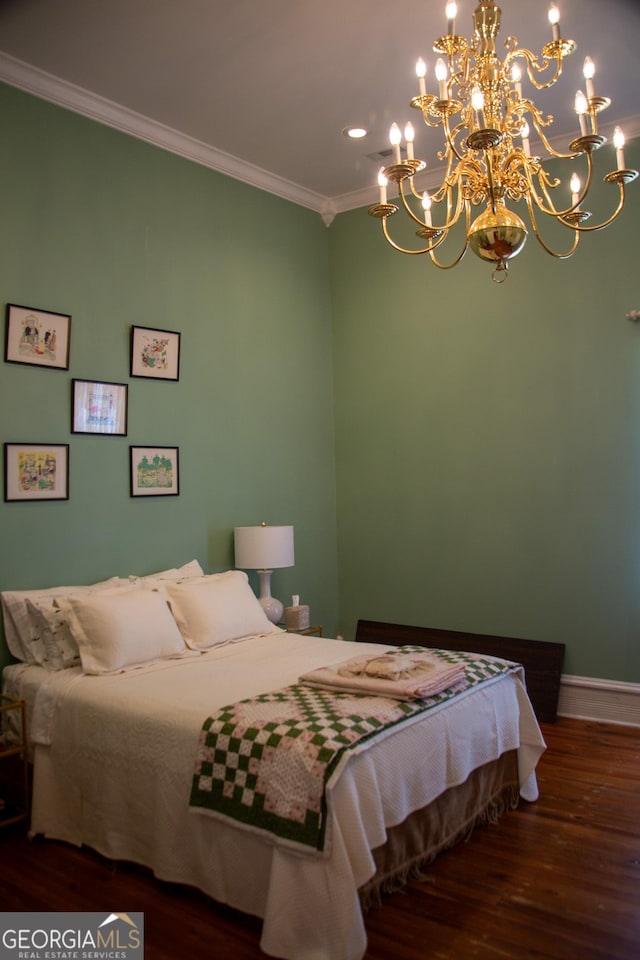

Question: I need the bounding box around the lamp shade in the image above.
[234,524,294,571]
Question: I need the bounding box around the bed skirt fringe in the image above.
[359,751,521,912]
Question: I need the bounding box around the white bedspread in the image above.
[4,633,546,960]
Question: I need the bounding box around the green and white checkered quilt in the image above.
[189,647,516,855]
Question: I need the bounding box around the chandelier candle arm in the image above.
[425,203,472,271]
[398,179,430,227]
[562,180,628,234]
[503,46,568,93]
[525,193,581,259]
[382,216,445,256]
[367,0,637,281]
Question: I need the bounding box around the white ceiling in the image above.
[0,0,639,221]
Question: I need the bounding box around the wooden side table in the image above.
[281,625,323,637]
[0,695,29,829]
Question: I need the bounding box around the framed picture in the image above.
[4,443,69,501]
[5,303,71,370]
[130,325,181,381]
[130,446,179,497]
[72,379,128,435]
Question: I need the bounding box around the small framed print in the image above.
[5,303,71,370]
[72,379,128,435]
[130,446,179,497]
[4,443,69,501]
[130,325,181,381]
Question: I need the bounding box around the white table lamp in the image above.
[234,522,294,623]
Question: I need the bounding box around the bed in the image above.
[1,563,546,960]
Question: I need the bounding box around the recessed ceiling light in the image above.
[343,126,368,139]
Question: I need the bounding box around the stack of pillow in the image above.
[1,561,279,675]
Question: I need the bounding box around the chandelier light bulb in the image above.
[574,90,587,113]
[389,122,402,164]
[548,3,560,41]
[583,56,595,99]
[377,167,388,204]
[613,126,626,169]
[404,121,415,160]
[434,58,448,81]
[421,190,432,227]
[416,56,427,97]
[471,88,485,111]
[446,2,457,35]
[511,63,523,98]
[471,86,485,126]
[570,172,581,206]
[435,58,448,99]
[574,90,589,136]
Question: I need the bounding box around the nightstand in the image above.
[281,625,323,637]
[0,695,29,830]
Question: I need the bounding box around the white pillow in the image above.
[1,577,126,664]
[165,570,275,650]
[128,559,204,583]
[56,585,187,674]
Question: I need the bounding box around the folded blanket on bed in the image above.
[190,647,517,857]
[299,650,466,700]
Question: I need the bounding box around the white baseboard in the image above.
[558,674,640,727]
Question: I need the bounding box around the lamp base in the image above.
[257,570,284,624]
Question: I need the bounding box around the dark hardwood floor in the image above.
[1,718,638,959]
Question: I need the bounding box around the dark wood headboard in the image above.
[355,619,565,723]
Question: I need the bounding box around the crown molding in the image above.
[0,52,327,216]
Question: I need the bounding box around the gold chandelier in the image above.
[368,0,637,282]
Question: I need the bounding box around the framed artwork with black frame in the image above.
[130,325,181,381]
[130,445,179,497]
[4,442,69,501]
[5,303,71,370]
[72,379,128,435]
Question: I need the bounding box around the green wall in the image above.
[330,138,640,682]
[1,81,639,685]
[0,82,339,667]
